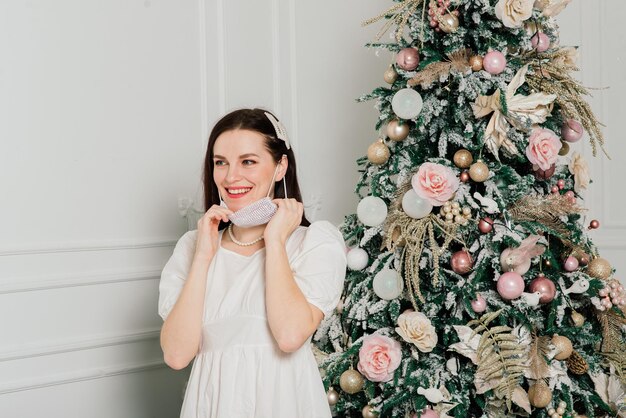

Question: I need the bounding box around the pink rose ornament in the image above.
[412,162,460,207]
[357,334,402,382]
[525,128,562,171]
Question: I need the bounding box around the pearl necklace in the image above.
[227,224,264,247]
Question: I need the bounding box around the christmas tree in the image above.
[313,1,626,417]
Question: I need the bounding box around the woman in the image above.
[158,108,347,417]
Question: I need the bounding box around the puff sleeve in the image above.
[158,230,197,320]
[290,221,347,319]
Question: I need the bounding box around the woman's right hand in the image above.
[194,205,232,261]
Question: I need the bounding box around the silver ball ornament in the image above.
[391,88,423,120]
[373,268,404,300]
[347,247,369,270]
[327,387,340,406]
[401,189,433,219]
[357,196,388,227]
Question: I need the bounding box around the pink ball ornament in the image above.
[396,48,420,71]
[565,190,575,199]
[529,274,557,304]
[564,256,579,272]
[557,179,565,189]
[419,409,439,418]
[483,51,507,75]
[451,250,473,275]
[561,119,584,143]
[551,186,559,194]
[497,272,525,300]
[531,32,550,52]
[478,217,494,234]
[471,294,487,313]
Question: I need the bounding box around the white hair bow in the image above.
[264,112,291,150]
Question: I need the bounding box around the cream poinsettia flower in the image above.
[395,311,438,352]
[569,152,590,192]
[534,0,572,17]
[495,0,534,28]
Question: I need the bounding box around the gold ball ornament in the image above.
[469,55,483,71]
[586,257,612,280]
[552,334,573,360]
[362,405,378,418]
[339,369,365,394]
[383,65,398,84]
[469,160,490,182]
[528,380,553,408]
[386,119,410,142]
[558,141,570,156]
[327,387,340,406]
[453,149,474,168]
[571,311,585,327]
[439,13,459,33]
[367,139,390,165]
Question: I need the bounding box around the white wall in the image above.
[0,1,623,417]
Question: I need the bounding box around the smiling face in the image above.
[212,129,287,211]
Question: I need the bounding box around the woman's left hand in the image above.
[264,198,304,245]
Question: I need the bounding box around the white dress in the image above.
[158,221,347,418]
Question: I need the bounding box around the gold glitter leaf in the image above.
[507,194,584,238]
[467,310,527,412]
[524,50,609,158]
[407,49,472,88]
[528,332,551,380]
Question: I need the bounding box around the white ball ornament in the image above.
[391,88,423,120]
[401,189,433,219]
[357,196,388,227]
[373,268,404,300]
[347,248,369,270]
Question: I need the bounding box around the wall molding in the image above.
[216,0,226,116]
[0,329,160,363]
[288,0,299,153]
[0,359,167,395]
[0,237,177,257]
[0,268,162,295]
[198,0,209,149]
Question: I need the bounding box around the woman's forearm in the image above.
[160,254,213,369]
[264,242,318,353]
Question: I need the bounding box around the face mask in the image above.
[221,163,288,228]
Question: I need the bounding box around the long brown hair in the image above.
[203,108,310,228]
